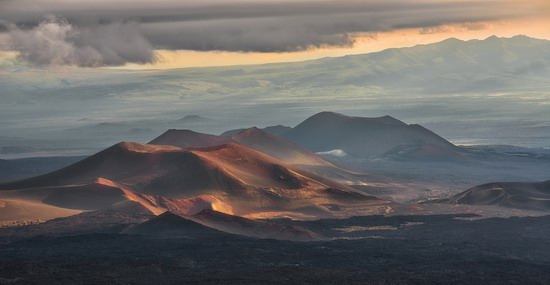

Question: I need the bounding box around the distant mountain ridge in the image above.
[3,36,550,155]
[225,112,458,158]
[306,35,550,92]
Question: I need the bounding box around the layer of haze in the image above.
[1,36,550,158]
[1,1,549,158]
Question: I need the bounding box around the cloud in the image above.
[140,17,359,52]
[419,22,494,35]
[0,0,546,65]
[6,17,155,67]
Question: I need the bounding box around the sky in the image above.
[0,0,549,69]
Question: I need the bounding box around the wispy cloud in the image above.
[419,22,494,35]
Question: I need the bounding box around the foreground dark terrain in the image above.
[1,214,550,284]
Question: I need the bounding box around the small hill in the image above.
[280,112,458,157]
[149,129,233,148]
[123,211,226,238]
[175,115,211,124]
[262,125,293,137]
[379,143,469,162]
[193,209,322,241]
[438,180,550,211]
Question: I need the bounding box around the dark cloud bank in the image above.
[4,18,155,67]
[0,0,542,66]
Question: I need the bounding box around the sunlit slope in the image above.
[0,141,382,219]
[230,127,331,166]
[150,127,330,166]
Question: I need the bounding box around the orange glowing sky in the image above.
[120,17,550,69]
[1,0,549,69]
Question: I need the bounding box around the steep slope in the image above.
[281,112,458,157]
[439,180,550,211]
[0,142,244,198]
[150,127,373,188]
[188,144,371,206]
[150,127,329,166]
[231,127,330,166]
[0,142,379,218]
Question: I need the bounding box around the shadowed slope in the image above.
[221,125,293,137]
[125,209,322,241]
[231,127,330,166]
[281,112,458,157]
[149,129,233,148]
[439,180,550,211]
[193,209,322,241]
[380,143,469,161]
[123,211,227,238]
